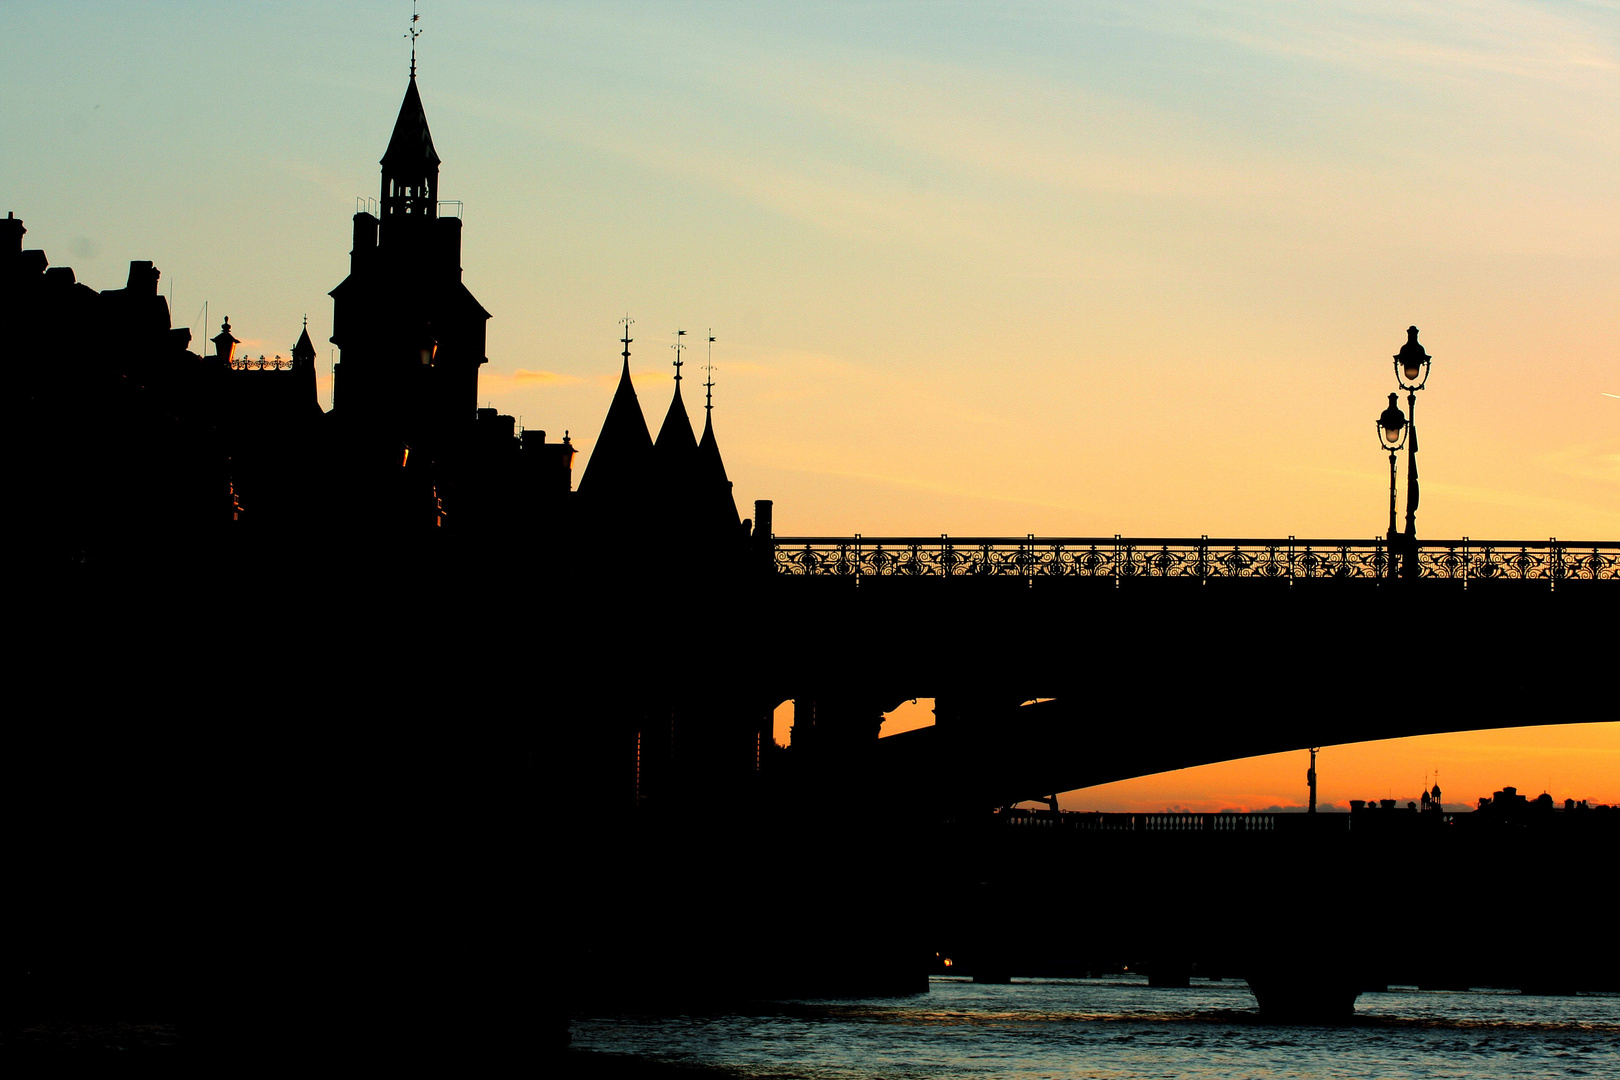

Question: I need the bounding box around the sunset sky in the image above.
[768,702,1619,811]
[5,3,1614,805]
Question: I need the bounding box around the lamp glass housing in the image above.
[1377,396,1407,450]
[1394,327,1432,390]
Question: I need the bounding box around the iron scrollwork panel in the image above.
[772,538,1618,582]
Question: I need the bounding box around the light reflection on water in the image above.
[573,975,1620,1079]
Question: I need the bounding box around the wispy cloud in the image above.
[480,368,587,394]
[513,368,583,386]
[1189,1,1620,87]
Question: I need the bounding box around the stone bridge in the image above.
[751,534,1616,808]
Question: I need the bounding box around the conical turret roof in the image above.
[656,381,699,460]
[578,356,653,498]
[381,76,440,170]
[654,379,705,539]
[292,324,316,361]
[698,409,742,531]
[697,410,728,485]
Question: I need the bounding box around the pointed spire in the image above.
[656,364,697,452]
[292,316,316,363]
[697,399,727,482]
[407,1,424,80]
[655,328,701,515]
[578,317,654,499]
[383,3,438,176]
[698,330,722,466]
[696,332,740,533]
[382,74,440,170]
[704,331,715,418]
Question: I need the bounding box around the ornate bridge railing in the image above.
[770,537,1620,584]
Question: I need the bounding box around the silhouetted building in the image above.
[6,62,579,554]
[6,213,233,565]
[211,316,327,536]
[217,316,322,423]
[328,66,493,530]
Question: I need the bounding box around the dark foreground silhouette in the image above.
[6,54,1615,1063]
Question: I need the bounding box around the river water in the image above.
[571,976,1620,1079]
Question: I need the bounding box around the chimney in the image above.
[753,499,775,570]
[436,216,462,280]
[352,213,378,273]
[0,212,24,258]
[127,260,159,295]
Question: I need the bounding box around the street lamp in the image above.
[1377,393,1408,578]
[1392,327,1431,578]
[1395,326,1432,389]
[1306,747,1320,815]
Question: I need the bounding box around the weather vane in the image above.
[406,1,424,77]
[705,331,716,414]
[671,329,687,383]
[620,314,634,363]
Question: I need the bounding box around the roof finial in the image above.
[705,331,716,415]
[619,313,634,367]
[406,1,423,78]
[302,313,308,331]
[672,328,687,383]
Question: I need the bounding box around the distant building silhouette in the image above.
[4,60,752,565]
[6,217,230,565]
[577,323,746,550]
[329,71,489,464]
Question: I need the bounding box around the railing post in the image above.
[1462,536,1469,590]
[1288,535,1296,586]
[1113,534,1122,589]
[1550,537,1560,592]
[854,533,862,585]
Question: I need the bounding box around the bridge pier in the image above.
[1144,958,1192,988]
[1244,970,1362,1023]
[788,696,886,755]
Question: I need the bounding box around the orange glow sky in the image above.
[1066,722,1620,814]
[5,7,1615,803]
[791,703,1619,811]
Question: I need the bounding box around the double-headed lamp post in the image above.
[1389,327,1432,578]
[1377,392,1408,579]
